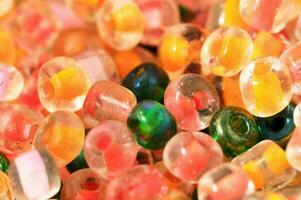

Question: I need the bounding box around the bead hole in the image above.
[265,117,285,132]
[229,115,249,135]
[80,177,100,191]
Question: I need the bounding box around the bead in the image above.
[0,28,16,65]
[8,149,61,200]
[83,81,137,128]
[159,23,205,72]
[61,168,107,200]
[0,171,13,200]
[0,104,43,156]
[66,150,88,173]
[164,73,220,131]
[209,107,260,157]
[38,57,91,112]
[255,104,295,145]
[197,163,255,200]
[34,111,85,167]
[105,165,164,200]
[84,120,138,180]
[0,64,24,102]
[163,131,223,182]
[223,0,249,29]
[286,127,301,171]
[294,103,301,127]
[201,26,253,77]
[243,191,287,200]
[122,63,169,102]
[0,154,9,174]
[240,57,293,117]
[96,0,144,50]
[127,100,177,150]
[220,75,245,108]
[232,140,296,190]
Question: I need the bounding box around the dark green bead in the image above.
[122,63,169,102]
[127,100,177,150]
[0,153,9,173]
[209,107,260,157]
[255,104,295,146]
[66,150,88,173]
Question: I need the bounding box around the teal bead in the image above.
[66,150,88,173]
[0,153,9,173]
[209,107,260,157]
[127,100,177,150]
[122,63,169,102]
[255,104,295,146]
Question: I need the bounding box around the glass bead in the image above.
[122,63,169,102]
[84,120,138,180]
[209,107,260,157]
[127,100,177,150]
[38,57,91,112]
[197,163,255,200]
[34,111,85,167]
[0,64,24,102]
[294,103,301,127]
[8,148,61,200]
[223,0,249,29]
[220,75,245,108]
[163,131,223,182]
[201,26,253,77]
[164,73,220,131]
[96,0,144,50]
[0,171,13,200]
[286,127,301,171]
[232,140,296,190]
[83,80,137,128]
[240,56,293,117]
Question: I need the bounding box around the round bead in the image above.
[38,57,91,112]
[294,103,301,127]
[164,73,220,131]
[34,111,85,167]
[286,127,301,172]
[127,100,177,150]
[209,107,260,157]
[96,0,144,50]
[83,81,137,128]
[122,63,169,102]
[84,120,138,180]
[0,64,24,102]
[240,57,292,117]
[163,131,223,182]
[66,150,88,173]
[201,26,253,77]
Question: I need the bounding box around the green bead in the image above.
[0,153,9,173]
[209,107,260,157]
[122,63,169,102]
[127,100,177,150]
[66,150,88,173]
[255,104,295,146]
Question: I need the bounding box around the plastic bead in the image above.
[61,168,107,200]
[159,23,205,72]
[164,74,220,131]
[240,57,293,117]
[84,120,138,179]
[8,149,61,200]
[66,150,88,173]
[34,111,85,167]
[83,81,137,128]
[105,165,164,200]
[286,127,301,171]
[293,103,301,127]
[163,131,223,182]
[197,163,255,200]
[0,171,13,200]
[0,64,24,102]
[38,57,91,112]
[0,104,43,156]
[201,26,253,77]
[96,0,144,50]
[209,107,260,157]
[127,100,177,150]
[232,140,296,190]
[255,104,295,146]
[122,63,169,102]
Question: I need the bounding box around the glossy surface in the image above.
[294,103,301,127]
[286,127,301,171]
[0,154,9,174]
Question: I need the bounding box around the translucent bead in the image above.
[61,168,107,200]
[83,81,137,128]
[8,149,61,200]
[294,103,301,127]
[232,140,296,190]
[163,131,223,183]
[240,57,292,117]
[0,171,13,200]
[164,74,220,131]
[201,26,253,77]
[0,64,24,102]
[286,127,301,171]
[84,120,138,180]
[197,163,255,200]
[38,57,91,112]
[34,111,85,167]
[0,0,13,18]
[96,0,144,50]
